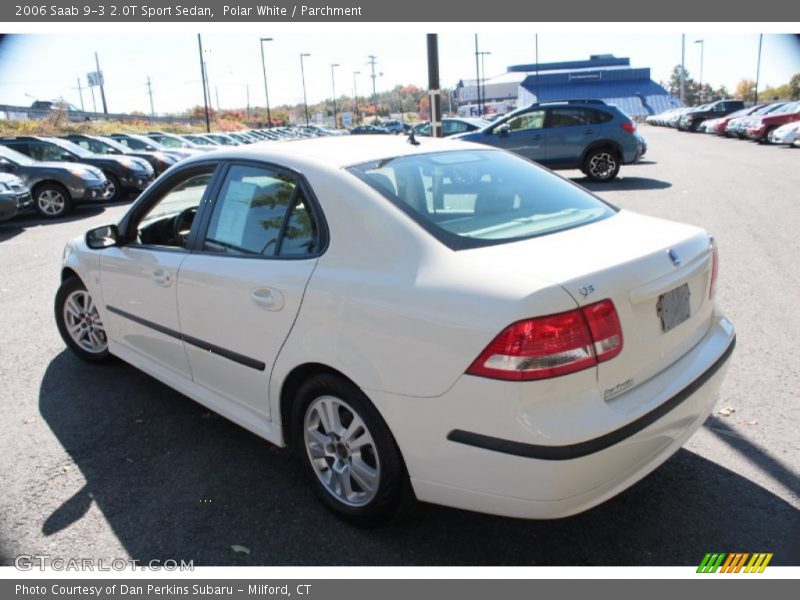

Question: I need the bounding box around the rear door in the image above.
[176,162,323,420]
[543,107,602,167]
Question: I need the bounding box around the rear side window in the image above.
[349,150,615,250]
[547,108,595,127]
[203,164,319,258]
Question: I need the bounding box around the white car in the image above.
[55,136,735,524]
[767,121,800,145]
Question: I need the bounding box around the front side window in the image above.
[203,164,318,258]
[135,168,216,248]
[28,143,67,162]
[505,110,545,132]
[349,150,615,250]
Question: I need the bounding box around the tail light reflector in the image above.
[466,300,623,381]
[709,238,719,300]
[621,121,636,134]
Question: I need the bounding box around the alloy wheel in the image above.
[588,152,617,180]
[62,290,107,354]
[304,395,381,507]
[38,189,66,216]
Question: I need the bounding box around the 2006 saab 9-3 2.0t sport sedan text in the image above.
[55,136,735,525]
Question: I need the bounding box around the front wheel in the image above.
[55,277,112,363]
[292,374,414,526]
[583,149,620,182]
[33,183,73,219]
[104,173,122,200]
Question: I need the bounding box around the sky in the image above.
[0,31,798,114]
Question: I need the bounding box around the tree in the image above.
[735,79,757,102]
[667,65,702,105]
[790,73,800,100]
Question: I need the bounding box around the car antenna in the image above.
[407,130,420,146]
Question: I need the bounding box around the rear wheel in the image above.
[583,148,620,182]
[32,183,72,219]
[291,373,414,526]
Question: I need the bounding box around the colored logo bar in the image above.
[697,553,773,573]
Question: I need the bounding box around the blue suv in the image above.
[454,99,646,182]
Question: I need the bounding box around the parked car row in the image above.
[0,125,352,221]
[646,100,800,146]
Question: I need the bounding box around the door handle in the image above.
[152,268,171,286]
[250,287,284,311]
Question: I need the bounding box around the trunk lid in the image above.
[472,210,715,406]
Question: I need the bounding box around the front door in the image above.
[99,164,218,378]
[490,109,547,161]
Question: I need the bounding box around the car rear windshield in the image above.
[348,149,616,250]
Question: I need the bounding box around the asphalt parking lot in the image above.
[0,126,798,567]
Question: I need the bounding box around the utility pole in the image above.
[353,71,360,125]
[367,55,378,120]
[95,51,108,115]
[474,35,481,116]
[74,77,85,111]
[215,86,221,113]
[197,34,211,132]
[754,34,763,104]
[146,76,155,117]
[260,37,273,127]
[535,34,540,101]
[680,34,686,105]
[331,63,339,129]
[300,53,311,126]
[427,34,442,138]
[478,51,491,113]
[246,84,250,120]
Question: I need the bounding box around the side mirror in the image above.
[61,154,76,162]
[86,224,120,249]
[0,159,15,172]
[496,124,510,138]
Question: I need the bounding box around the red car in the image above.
[709,104,768,135]
[745,101,800,142]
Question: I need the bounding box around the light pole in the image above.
[300,53,311,126]
[353,71,360,125]
[330,63,339,129]
[694,39,704,104]
[754,34,763,104]
[478,51,491,114]
[259,37,273,127]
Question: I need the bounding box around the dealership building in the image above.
[457,54,678,118]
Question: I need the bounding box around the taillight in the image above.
[621,121,636,134]
[581,299,623,363]
[466,299,623,381]
[709,238,719,300]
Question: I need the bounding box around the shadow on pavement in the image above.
[0,224,24,243]
[574,177,673,192]
[39,351,800,566]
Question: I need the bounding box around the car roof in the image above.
[180,134,485,169]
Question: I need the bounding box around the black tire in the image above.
[582,148,621,182]
[291,373,415,526]
[104,172,122,200]
[55,276,112,363]
[32,182,73,219]
[690,120,703,133]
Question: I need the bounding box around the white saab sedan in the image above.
[56,135,735,525]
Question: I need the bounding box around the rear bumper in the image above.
[369,313,735,519]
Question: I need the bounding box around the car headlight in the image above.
[118,159,134,169]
